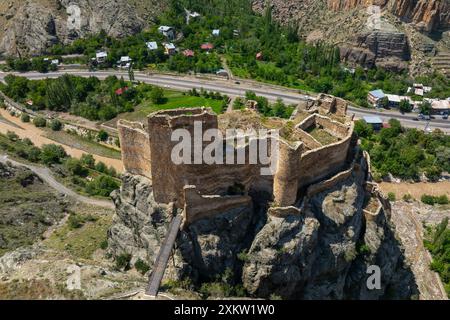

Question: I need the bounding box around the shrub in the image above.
[86,175,120,197]
[436,195,449,205]
[20,113,30,122]
[49,119,62,131]
[97,130,108,142]
[6,131,19,141]
[95,161,107,173]
[134,259,150,275]
[150,86,165,104]
[421,194,448,206]
[40,144,67,164]
[421,194,435,205]
[33,116,47,127]
[68,214,84,229]
[115,253,132,271]
[100,240,108,250]
[80,154,95,168]
[402,193,413,202]
[387,192,396,202]
[64,158,88,177]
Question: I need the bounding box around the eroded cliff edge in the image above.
[107,147,446,299]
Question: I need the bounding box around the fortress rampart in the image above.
[117,95,356,225]
[117,120,151,179]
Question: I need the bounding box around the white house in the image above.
[212,29,220,36]
[96,51,108,63]
[163,43,176,55]
[51,59,59,65]
[407,83,433,96]
[118,56,132,68]
[146,41,158,51]
[158,26,175,40]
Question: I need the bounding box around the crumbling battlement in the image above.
[117,94,356,225]
[183,185,253,225]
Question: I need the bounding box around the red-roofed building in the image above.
[200,43,214,51]
[183,49,195,57]
[115,87,129,95]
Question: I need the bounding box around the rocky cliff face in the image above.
[252,0,450,73]
[107,149,440,299]
[327,0,450,32]
[0,0,166,57]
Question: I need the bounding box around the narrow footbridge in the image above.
[146,214,183,297]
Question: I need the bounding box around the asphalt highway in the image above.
[1,70,449,132]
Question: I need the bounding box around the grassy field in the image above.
[43,129,121,160]
[307,127,340,145]
[105,91,225,126]
[45,210,112,260]
[0,164,68,257]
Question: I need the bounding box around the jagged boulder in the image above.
[242,214,319,298]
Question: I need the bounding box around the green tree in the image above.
[97,130,109,142]
[20,113,30,122]
[40,144,67,164]
[80,154,96,168]
[33,116,47,127]
[399,99,412,113]
[150,87,165,104]
[49,119,63,131]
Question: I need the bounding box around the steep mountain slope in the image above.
[252,0,450,73]
[0,0,166,57]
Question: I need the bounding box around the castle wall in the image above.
[183,185,252,225]
[292,128,322,150]
[297,124,353,190]
[117,120,151,179]
[273,141,303,206]
[316,93,348,117]
[147,108,218,205]
[315,114,349,139]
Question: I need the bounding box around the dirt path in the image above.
[0,109,123,173]
[379,181,450,199]
[0,154,114,209]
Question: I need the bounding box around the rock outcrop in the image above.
[252,0,449,73]
[0,0,166,57]
[107,149,440,299]
[327,0,450,32]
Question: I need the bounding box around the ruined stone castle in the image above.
[117,94,356,226]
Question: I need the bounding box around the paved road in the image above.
[1,70,449,132]
[0,154,115,209]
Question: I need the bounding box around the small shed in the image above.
[363,116,383,131]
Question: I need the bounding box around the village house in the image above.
[183,49,195,57]
[367,89,386,107]
[256,52,263,61]
[164,43,176,55]
[95,51,108,63]
[212,29,220,36]
[363,116,383,131]
[146,41,158,51]
[200,43,214,51]
[158,26,175,40]
[430,99,449,115]
[407,83,432,97]
[385,94,413,108]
